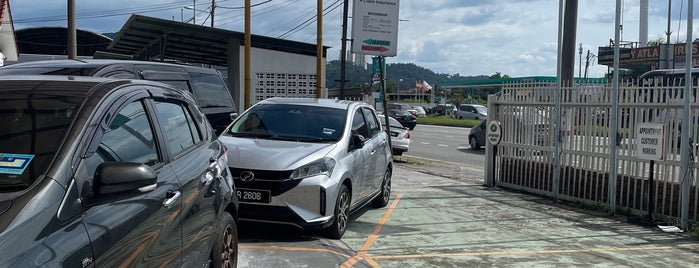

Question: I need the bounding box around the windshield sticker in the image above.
[322,128,336,135]
[0,153,35,175]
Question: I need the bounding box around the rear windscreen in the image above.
[188,72,236,110]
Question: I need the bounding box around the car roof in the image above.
[1,59,221,74]
[0,75,186,98]
[256,97,361,110]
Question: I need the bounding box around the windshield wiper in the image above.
[295,137,338,142]
[229,132,272,139]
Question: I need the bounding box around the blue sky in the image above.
[7,0,699,79]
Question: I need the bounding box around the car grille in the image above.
[229,168,299,196]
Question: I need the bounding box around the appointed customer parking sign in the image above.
[351,0,400,57]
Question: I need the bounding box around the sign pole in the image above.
[630,123,666,226]
[646,160,655,222]
[379,56,392,151]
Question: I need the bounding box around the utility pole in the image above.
[316,0,323,98]
[211,0,215,27]
[339,0,349,99]
[561,0,579,85]
[67,0,77,59]
[665,0,673,68]
[244,0,251,109]
[578,43,582,78]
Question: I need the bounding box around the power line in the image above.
[277,0,342,39]
[13,1,192,23]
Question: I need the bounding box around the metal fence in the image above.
[486,79,698,223]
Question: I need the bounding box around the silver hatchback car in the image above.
[218,98,392,239]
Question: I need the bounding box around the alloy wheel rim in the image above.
[338,192,349,232]
[221,225,237,268]
[382,172,391,201]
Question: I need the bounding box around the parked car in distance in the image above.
[412,105,427,117]
[386,109,417,130]
[0,59,238,134]
[379,115,411,155]
[431,103,457,116]
[457,104,487,120]
[468,119,488,149]
[0,76,239,267]
[218,98,393,239]
[388,103,418,117]
[509,106,551,146]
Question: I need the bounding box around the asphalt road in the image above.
[403,124,485,168]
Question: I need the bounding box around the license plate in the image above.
[236,188,271,203]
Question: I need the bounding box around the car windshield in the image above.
[379,116,405,128]
[0,92,84,191]
[225,104,347,142]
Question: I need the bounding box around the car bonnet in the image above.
[219,136,337,170]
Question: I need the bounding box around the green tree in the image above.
[489,72,511,79]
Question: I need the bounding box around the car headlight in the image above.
[290,157,336,180]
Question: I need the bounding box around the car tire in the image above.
[324,184,350,239]
[210,213,238,268]
[372,168,392,208]
[469,136,481,149]
[458,116,464,120]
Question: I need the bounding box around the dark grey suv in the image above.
[0,59,238,134]
[0,76,238,267]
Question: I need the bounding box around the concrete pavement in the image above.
[238,157,699,267]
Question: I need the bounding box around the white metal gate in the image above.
[486,79,698,223]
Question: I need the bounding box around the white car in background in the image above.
[379,115,411,156]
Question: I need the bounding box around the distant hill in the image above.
[324,60,487,91]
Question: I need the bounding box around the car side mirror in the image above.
[349,133,366,151]
[93,162,157,195]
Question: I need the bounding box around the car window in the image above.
[84,100,160,184]
[155,100,202,156]
[361,108,381,137]
[351,109,369,139]
[0,92,83,190]
[189,72,236,109]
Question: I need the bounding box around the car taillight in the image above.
[406,132,410,139]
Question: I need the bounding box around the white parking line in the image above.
[421,142,430,145]
[438,144,448,147]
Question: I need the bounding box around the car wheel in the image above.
[210,213,238,268]
[372,168,392,208]
[469,136,481,149]
[393,150,402,156]
[324,184,350,239]
[458,116,463,120]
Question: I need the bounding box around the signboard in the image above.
[636,123,665,160]
[487,120,502,146]
[351,0,400,57]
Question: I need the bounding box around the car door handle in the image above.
[163,191,181,208]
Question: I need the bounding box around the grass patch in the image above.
[417,115,481,128]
